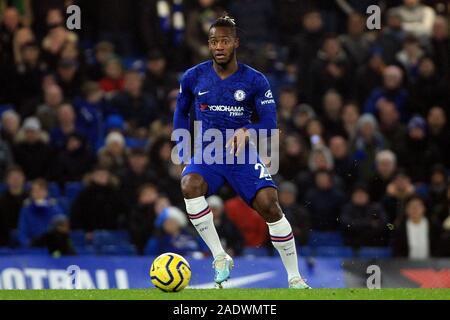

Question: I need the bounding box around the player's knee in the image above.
[181,174,207,199]
[256,197,283,222]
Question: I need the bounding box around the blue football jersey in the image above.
[174,60,277,151]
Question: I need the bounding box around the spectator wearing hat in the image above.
[364,65,409,122]
[71,166,128,233]
[207,195,245,256]
[146,206,203,256]
[17,179,64,247]
[303,170,346,231]
[340,184,388,248]
[12,117,53,180]
[128,184,160,255]
[369,150,398,202]
[97,132,127,175]
[278,182,311,246]
[398,116,441,183]
[111,70,158,138]
[32,214,76,256]
[391,195,441,259]
[0,166,28,246]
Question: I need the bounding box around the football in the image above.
[150,253,192,292]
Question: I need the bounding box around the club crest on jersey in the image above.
[234,90,246,102]
[265,90,273,98]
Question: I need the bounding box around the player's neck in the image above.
[213,58,238,80]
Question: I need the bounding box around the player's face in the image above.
[208,27,238,66]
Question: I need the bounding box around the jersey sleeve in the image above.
[244,74,277,134]
[173,70,194,132]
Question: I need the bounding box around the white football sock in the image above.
[267,215,302,281]
[184,196,226,258]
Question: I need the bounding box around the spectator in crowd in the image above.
[146,206,202,256]
[303,170,346,231]
[277,87,299,130]
[382,170,416,223]
[143,50,178,110]
[278,182,311,246]
[427,164,448,213]
[392,0,436,41]
[1,110,21,146]
[291,104,316,137]
[0,166,27,246]
[341,102,360,142]
[392,195,441,259]
[129,184,159,255]
[207,195,245,256]
[395,35,425,83]
[430,16,449,78]
[71,166,128,233]
[354,49,385,107]
[55,58,82,99]
[148,137,174,179]
[364,65,409,122]
[49,103,83,152]
[99,57,124,96]
[340,184,388,248]
[0,6,21,66]
[17,179,64,247]
[111,70,158,137]
[87,41,115,81]
[119,148,157,208]
[32,214,76,256]
[369,150,398,202]
[329,135,358,188]
[97,132,127,175]
[409,57,447,115]
[52,133,94,184]
[12,117,53,180]
[36,84,64,132]
[0,137,13,179]
[377,9,405,65]
[352,114,385,182]
[224,196,269,248]
[321,90,346,139]
[427,106,450,167]
[339,13,372,68]
[307,34,352,108]
[398,116,441,183]
[279,133,308,181]
[378,101,406,154]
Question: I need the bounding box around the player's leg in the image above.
[181,167,234,286]
[252,187,310,289]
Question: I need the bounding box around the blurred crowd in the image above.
[0,0,449,259]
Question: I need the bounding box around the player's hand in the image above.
[225,128,250,156]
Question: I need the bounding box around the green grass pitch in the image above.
[0,289,450,300]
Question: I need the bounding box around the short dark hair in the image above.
[209,13,237,36]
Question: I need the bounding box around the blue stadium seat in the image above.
[314,246,353,257]
[0,247,13,255]
[308,231,343,247]
[74,245,96,255]
[297,246,313,257]
[70,230,87,247]
[357,247,392,259]
[97,244,137,255]
[92,230,131,247]
[13,248,50,255]
[65,182,84,203]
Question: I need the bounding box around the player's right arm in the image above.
[173,70,194,131]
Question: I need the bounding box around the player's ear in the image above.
[234,37,239,49]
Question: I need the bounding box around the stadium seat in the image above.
[357,247,393,259]
[97,244,137,255]
[74,245,96,255]
[92,230,131,247]
[314,246,353,257]
[65,182,84,203]
[13,248,50,255]
[308,231,343,247]
[70,230,87,247]
[0,247,13,255]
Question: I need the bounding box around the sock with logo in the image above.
[184,196,226,258]
[267,215,302,281]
